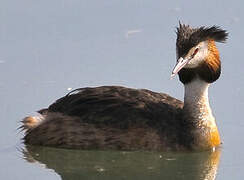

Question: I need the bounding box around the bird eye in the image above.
[192,48,199,57]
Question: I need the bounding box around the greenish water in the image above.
[0,0,244,179]
[22,146,220,180]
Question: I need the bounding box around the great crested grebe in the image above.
[21,23,228,151]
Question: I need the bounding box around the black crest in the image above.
[176,23,228,58]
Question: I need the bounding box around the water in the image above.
[0,0,243,179]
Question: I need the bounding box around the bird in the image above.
[21,23,228,151]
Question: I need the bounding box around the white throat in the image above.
[183,78,216,126]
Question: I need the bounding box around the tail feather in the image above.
[20,115,45,132]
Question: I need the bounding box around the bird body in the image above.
[23,86,184,151]
[22,23,228,151]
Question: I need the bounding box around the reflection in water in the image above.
[22,145,221,180]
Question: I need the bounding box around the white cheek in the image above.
[185,52,206,68]
[185,42,208,68]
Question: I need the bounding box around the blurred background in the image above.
[0,0,243,179]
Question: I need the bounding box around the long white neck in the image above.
[183,78,216,128]
[182,78,221,150]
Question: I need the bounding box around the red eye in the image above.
[192,48,199,57]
